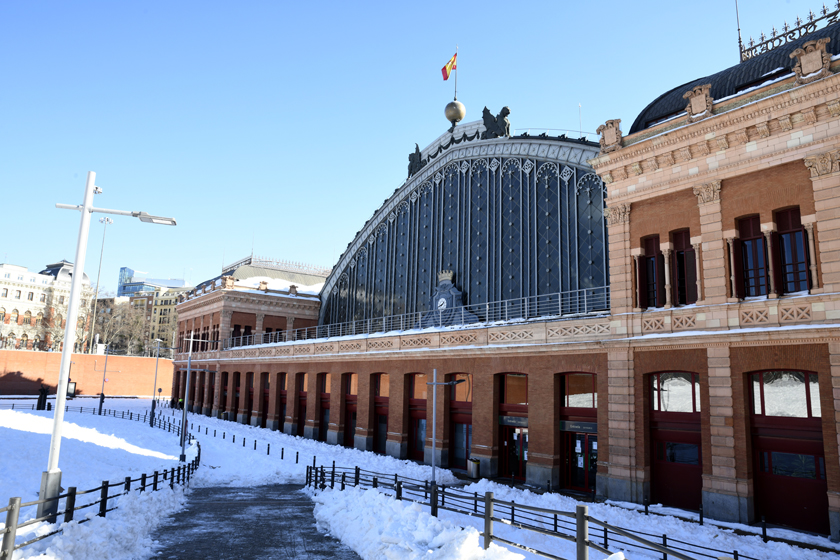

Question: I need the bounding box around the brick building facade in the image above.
[173,23,840,538]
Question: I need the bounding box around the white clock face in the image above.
[437,298,447,310]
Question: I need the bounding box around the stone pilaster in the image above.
[692,239,703,302]
[600,346,645,502]
[702,346,753,524]
[211,369,223,418]
[250,372,266,427]
[255,313,265,335]
[266,372,281,431]
[220,310,233,345]
[694,181,727,304]
[804,151,840,293]
[605,203,632,314]
[662,245,673,308]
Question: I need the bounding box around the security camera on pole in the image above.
[37,171,176,521]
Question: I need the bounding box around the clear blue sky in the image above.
[0,0,817,291]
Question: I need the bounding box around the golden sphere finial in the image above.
[445,100,466,129]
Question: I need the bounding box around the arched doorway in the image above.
[259,373,269,428]
[559,373,598,494]
[373,374,389,455]
[448,373,472,470]
[499,373,528,480]
[750,370,828,534]
[649,371,702,511]
[408,373,427,462]
[296,373,308,437]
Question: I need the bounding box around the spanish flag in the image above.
[441,53,457,81]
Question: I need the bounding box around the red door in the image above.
[563,433,598,493]
[650,429,702,510]
[344,401,357,448]
[261,388,269,428]
[499,425,528,480]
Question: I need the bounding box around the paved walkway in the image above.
[152,484,360,560]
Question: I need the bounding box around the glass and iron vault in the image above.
[320,129,608,328]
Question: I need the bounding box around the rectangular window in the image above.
[59,296,65,304]
[651,372,700,413]
[561,373,597,408]
[346,373,358,395]
[39,294,45,302]
[376,374,390,398]
[27,292,33,301]
[14,291,21,300]
[738,216,767,297]
[1,289,6,297]
[762,451,822,479]
[752,371,820,418]
[656,442,700,465]
[776,208,809,294]
[672,230,697,305]
[639,236,665,308]
[450,373,472,402]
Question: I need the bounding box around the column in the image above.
[804,150,840,293]
[762,228,777,298]
[600,346,644,502]
[662,246,673,308]
[219,310,233,348]
[250,372,265,427]
[225,372,237,421]
[202,370,214,416]
[692,240,703,302]
[238,371,251,424]
[211,370,223,418]
[266,372,281,431]
[703,346,753,524]
[693,181,727,304]
[285,316,296,341]
[726,237,738,300]
[803,222,820,289]
[605,203,632,314]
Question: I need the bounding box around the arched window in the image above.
[650,372,701,413]
[751,370,820,419]
[55,314,63,327]
[20,334,28,349]
[34,336,41,350]
[6,333,16,348]
[10,309,18,324]
[23,311,31,325]
[0,308,5,322]
[35,313,42,327]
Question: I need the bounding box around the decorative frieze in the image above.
[683,84,713,123]
[604,203,631,225]
[596,119,623,154]
[488,330,535,343]
[780,305,811,322]
[672,315,696,330]
[548,323,610,338]
[790,38,832,85]
[740,308,770,325]
[734,129,749,145]
[613,167,628,181]
[698,141,711,157]
[440,333,478,345]
[692,180,721,205]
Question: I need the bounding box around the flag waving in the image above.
[441,53,457,81]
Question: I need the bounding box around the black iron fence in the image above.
[305,464,760,560]
[0,407,201,559]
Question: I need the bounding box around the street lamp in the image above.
[178,334,212,462]
[94,348,120,415]
[426,369,465,485]
[150,338,175,427]
[38,171,176,520]
[87,217,113,354]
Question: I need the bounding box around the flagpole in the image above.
[454,45,458,100]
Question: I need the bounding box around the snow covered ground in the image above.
[2,398,839,560]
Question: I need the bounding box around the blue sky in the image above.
[0,0,820,291]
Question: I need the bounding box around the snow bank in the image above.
[311,487,523,560]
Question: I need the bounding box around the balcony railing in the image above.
[194,286,609,352]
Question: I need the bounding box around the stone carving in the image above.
[548,323,610,338]
[488,330,534,343]
[755,121,771,138]
[642,158,658,173]
[602,172,614,184]
[407,143,427,179]
[683,84,713,123]
[258,280,269,292]
[778,115,793,131]
[698,141,711,157]
[630,162,643,176]
[693,180,722,205]
[716,136,729,151]
[481,106,511,139]
[672,315,696,330]
[613,167,628,181]
[660,152,675,167]
[289,285,298,296]
[802,107,817,125]
[221,276,236,289]
[804,149,840,177]
[828,100,840,117]
[734,129,749,145]
[596,119,623,154]
[780,305,811,322]
[679,147,693,162]
[790,38,832,85]
[642,317,665,332]
[604,203,631,225]
[740,308,770,325]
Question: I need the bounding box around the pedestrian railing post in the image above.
[99,481,109,518]
[320,466,326,490]
[295,451,299,464]
[396,480,402,500]
[341,473,346,491]
[153,471,159,491]
[141,473,147,492]
[331,463,335,489]
[124,476,131,492]
[64,488,76,523]
[483,492,493,550]
[575,504,589,560]
[355,466,360,487]
[430,483,438,517]
[1,497,21,558]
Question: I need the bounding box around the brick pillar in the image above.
[250,372,266,427]
[226,372,237,420]
[238,371,252,424]
[694,180,727,305]
[327,376,342,446]
[605,203,632,314]
[702,346,753,524]
[355,373,373,451]
[600,346,645,502]
[284,373,301,436]
[211,370,223,418]
[386,372,409,460]
[219,310,233,348]
[828,342,840,540]
[803,156,840,293]
[266,372,281,431]
[527,371,560,489]
[202,370,214,416]
[285,316,296,341]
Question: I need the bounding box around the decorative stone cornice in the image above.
[804,148,840,177]
[790,38,832,86]
[683,84,713,123]
[692,180,721,205]
[596,119,623,154]
[604,203,631,225]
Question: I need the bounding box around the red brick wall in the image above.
[629,189,702,249]
[0,349,174,397]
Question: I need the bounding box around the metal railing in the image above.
[0,408,201,559]
[740,1,840,62]
[210,286,609,351]
[305,463,762,560]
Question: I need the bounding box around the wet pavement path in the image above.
[152,484,360,560]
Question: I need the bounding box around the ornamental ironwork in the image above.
[740,2,840,62]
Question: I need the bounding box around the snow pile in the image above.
[14,486,187,560]
[311,486,523,560]
[234,275,323,295]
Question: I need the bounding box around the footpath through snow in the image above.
[3,398,840,560]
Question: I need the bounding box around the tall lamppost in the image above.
[38,171,176,520]
[94,347,120,415]
[87,217,113,353]
[426,369,465,485]
[150,338,175,427]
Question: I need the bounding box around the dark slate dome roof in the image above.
[629,20,840,134]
